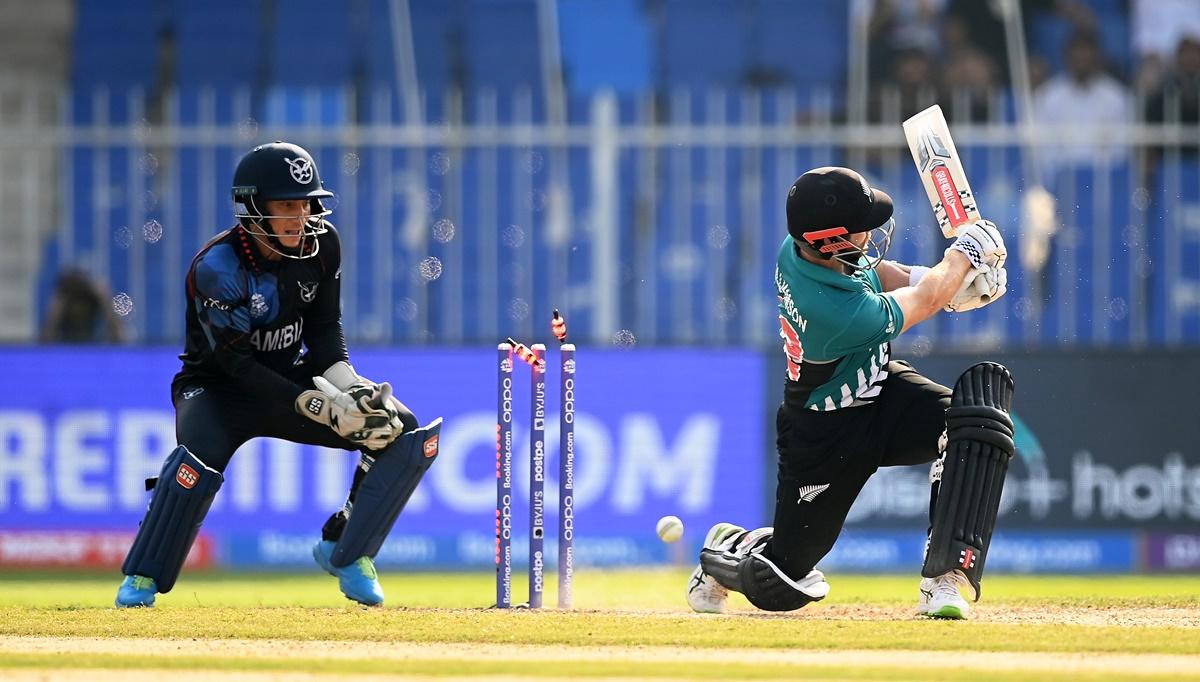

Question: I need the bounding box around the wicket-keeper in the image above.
[115,141,442,608]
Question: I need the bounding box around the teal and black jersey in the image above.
[774,236,905,411]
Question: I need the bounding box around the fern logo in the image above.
[797,483,830,503]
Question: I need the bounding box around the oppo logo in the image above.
[561,378,575,424]
[500,378,512,423]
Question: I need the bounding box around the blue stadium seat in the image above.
[173,0,261,87]
[72,0,160,93]
[268,0,352,85]
[661,0,746,90]
[364,0,467,122]
[464,0,542,96]
[747,0,847,98]
[558,0,651,95]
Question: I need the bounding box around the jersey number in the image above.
[778,315,804,381]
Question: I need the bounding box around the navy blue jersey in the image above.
[175,222,347,403]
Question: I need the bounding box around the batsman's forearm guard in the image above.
[921,362,1015,601]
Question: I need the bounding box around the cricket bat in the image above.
[902,105,981,238]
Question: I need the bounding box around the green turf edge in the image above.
[0,652,1193,682]
[1,608,1198,655]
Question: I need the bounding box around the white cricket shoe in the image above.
[685,522,745,613]
[918,570,970,620]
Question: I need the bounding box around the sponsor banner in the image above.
[226,531,678,569]
[768,350,1200,529]
[0,347,765,567]
[1145,533,1200,571]
[819,530,1137,573]
[0,530,214,569]
[820,530,926,571]
[987,532,1137,572]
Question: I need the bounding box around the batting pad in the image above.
[699,545,746,593]
[738,552,830,612]
[122,445,224,593]
[922,362,1015,601]
[331,418,442,568]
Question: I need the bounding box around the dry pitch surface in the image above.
[1,570,1198,681]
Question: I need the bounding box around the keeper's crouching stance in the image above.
[687,167,1014,619]
[116,142,442,608]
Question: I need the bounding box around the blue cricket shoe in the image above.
[312,540,385,606]
[115,574,157,608]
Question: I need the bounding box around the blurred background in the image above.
[0,0,1197,581]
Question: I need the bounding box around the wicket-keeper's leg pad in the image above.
[122,446,223,593]
[921,362,1014,601]
[330,417,442,568]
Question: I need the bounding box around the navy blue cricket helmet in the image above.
[232,141,334,258]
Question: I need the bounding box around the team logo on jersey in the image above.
[797,483,830,503]
[285,157,314,184]
[249,292,269,318]
[298,281,319,302]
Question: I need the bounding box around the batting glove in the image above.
[945,265,1007,312]
[946,219,1006,271]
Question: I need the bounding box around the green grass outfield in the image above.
[1,569,1199,681]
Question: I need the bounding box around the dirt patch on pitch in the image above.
[566,603,1200,628]
[756,603,1200,628]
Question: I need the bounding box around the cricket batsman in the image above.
[687,166,1014,619]
[115,141,442,608]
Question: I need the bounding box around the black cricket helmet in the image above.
[786,166,895,271]
[232,141,334,259]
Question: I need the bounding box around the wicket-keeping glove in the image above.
[296,376,396,448]
[321,361,405,438]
